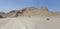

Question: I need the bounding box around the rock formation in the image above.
[39,6,53,16]
[0,15,4,18]
[0,12,5,18]
[5,10,22,17]
[0,6,60,18]
[40,6,48,12]
[22,7,39,16]
[0,6,60,29]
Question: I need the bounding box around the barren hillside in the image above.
[0,6,60,29]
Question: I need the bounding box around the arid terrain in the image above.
[0,6,60,29]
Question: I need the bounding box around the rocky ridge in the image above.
[0,6,60,18]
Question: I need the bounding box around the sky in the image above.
[0,0,60,13]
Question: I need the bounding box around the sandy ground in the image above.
[0,16,60,29]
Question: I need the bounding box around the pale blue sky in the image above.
[0,0,60,13]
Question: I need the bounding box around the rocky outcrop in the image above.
[5,10,23,17]
[0,6,60,18]
[22,7,39,16]
[0,15,4,18]
[0,12,6,18]
[40,6,48,12]
[39,6,53,16]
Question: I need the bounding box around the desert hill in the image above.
[0,6,60,18]
[0,6,60,29]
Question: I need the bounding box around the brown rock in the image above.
[22,7,39,16]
